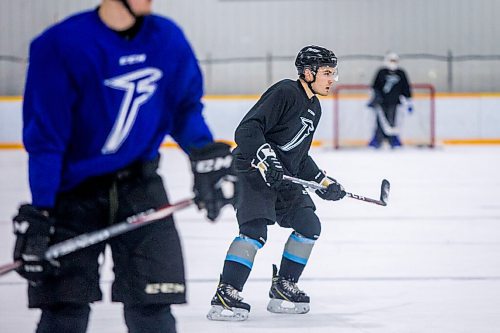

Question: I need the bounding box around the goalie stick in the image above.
[0,198,194,277]
[374,105,400,136]
[283,175,390,206]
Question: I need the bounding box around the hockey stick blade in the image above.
[282,175,390,206]
[344,179,390,206]
[380,179,390,206]
[0,198,193,277]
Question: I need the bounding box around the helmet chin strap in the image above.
[118,0,137,19]
[306,72,318,95]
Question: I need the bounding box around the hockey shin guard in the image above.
[222,234,264,290]
[280,232,316,282]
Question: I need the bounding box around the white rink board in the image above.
[1,146,500,333]
[1,95,500,146]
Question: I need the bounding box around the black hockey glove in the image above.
[190,142,238,221]
[406,98,414,114]
[367,90,383,108]
[314,172,346,201]
[12,204,58,284]
[254,143,283,188]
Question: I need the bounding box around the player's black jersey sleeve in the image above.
[234,86,287,157]
[297,155,321,181]
[400,70,411,99]
[233,79,322,177]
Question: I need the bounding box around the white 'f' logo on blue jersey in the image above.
[102,67,163,154]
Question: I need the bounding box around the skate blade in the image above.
[207,305,249,321]
[267,299,310,314]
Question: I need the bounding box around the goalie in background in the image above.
[367,52,413,148]
[206,45,346,322]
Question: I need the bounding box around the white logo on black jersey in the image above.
[102,67,163,154]
[307,109,315,116]
[383,74,400,93]
[13,221,30,234]
[278,117,314,152]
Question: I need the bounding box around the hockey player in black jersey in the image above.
[368,52,413,148]
[207,45,346,321]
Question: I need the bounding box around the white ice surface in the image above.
[1,146,499,332]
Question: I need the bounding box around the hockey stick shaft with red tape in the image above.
[0,198,194,277]
[0,261,21,276]
[283,175,390,206]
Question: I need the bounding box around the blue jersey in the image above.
[23,10,213,207]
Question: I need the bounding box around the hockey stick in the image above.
[283,175,390,206]
[0,261,21,276]
[0,198,194,277]
[374,105,400,136]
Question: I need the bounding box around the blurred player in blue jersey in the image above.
[11,0,237,332]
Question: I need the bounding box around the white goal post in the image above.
[332,83,436,149]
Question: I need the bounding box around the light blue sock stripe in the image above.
[225,254,254,269]
[283,251,308,265]
[291,233,316,244]
[235,236,263,249]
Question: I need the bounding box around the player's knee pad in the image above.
[283,231,316,266]
[239,218,269,245]
[37,303,90,333]
[225,218,269,269]
[124,304,176,333]
[288,207,321,240]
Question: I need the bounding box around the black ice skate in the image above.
[267,264,310,314]
[207,278,250,321]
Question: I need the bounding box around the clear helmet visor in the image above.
[332,67,339,81]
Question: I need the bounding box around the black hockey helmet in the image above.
[295,45,338,76]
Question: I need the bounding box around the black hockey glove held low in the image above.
[314,173,346,201]
[12,204,58,284]
[254,143,283,188]
[367,90,383,108]
[190,142,238,221]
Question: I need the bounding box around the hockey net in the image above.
[332,83,435,148]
